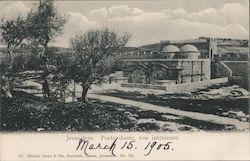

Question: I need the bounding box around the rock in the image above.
[239,118,248,122]
[236,111,245,118]
[228,111,237,118]
[230,90,243,97]
[116,108,126,112]
[179,91,192,97]
[137,118,156,124]
[131,124,140,131]
[124,111,132,115]
[222,112,229,116]
[129,116,137,123]
[94,125,100,129]
[225,125,236,130]
[37,128,45,131]
[38,105,49,111]
[162,115,181,120]
[65,97,74,102]
[130,114,139,118]
[228,111,245,118]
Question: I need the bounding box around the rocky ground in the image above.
[101,84,249,122]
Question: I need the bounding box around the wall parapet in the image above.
[165,77,228,92]
[122,59,210,62]
[121,78,228,92]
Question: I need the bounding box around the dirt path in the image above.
[88,94,249,131]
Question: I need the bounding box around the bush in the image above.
[0,97,135,132]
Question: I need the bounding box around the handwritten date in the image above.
[75,138,173,156]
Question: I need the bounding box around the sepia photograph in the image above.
[0,0,250,161]
[1,0,249,160]
[0,0,249,133]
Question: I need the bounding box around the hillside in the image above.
[217,39,249,55]
[139,38,249,59]
[0,38,248,60]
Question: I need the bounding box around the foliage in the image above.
[68,28,131,101]
[69,28,130,82]
[0,16,27,47]
[12,55,26,72]
[0,16,29,62]
[1,96,135,131]
[11,54,44,72]
[1,94,235,131]
[0,0,67,66]
[0,0,67,98]
[27,0,67,51]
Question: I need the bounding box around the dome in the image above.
[180,44,199,52]
[162,45,180,53]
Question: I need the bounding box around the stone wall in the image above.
[223,61,249,89]
[121,77,228,92]
[165,77,228,93]
[123,59,211,85]
[211,61,232,78]
[121,83,166,90]
[223,61,248,76]
[178,59,211,83]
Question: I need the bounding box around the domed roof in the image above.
[180,44,199,52]
[162,45,180,53]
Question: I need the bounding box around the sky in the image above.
[0,0,249,47]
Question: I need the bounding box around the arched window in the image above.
[210,49,213,59]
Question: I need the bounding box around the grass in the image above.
[101,89,249,117]
[1,90,236,132]
[1,96,136,132]
[1,90,137,132]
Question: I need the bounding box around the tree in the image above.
[69,28,131,103]
[0,0,67,99]
[0,15,30,98]
[26,0,67,99]
[27,0,67,70]
[0,16,28,66]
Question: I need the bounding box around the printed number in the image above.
[18,154,24,158]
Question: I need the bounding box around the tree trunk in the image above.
[81,82,90,103]
[2,86,13,98]
[5,47,14,98]
[42,44,49,71]
[41,43,50,99]
[7,46,14,69]
[7,50,13,64]
[72,81,76,101]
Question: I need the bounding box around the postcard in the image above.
[0,0,249,160]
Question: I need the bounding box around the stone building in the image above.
[117,37,218,86]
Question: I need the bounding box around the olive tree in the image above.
[0,0,67,98]
[0,16,28,67]
[69,28,131,103]
[0,15,30,97]
[27,0,67,70]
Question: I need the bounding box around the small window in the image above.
[210,49,213,59]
